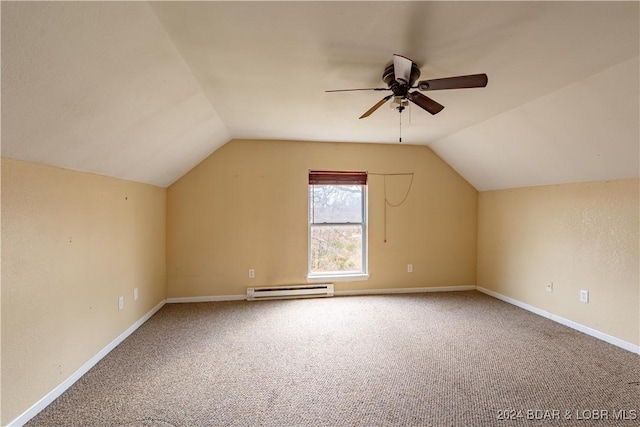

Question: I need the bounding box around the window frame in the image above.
[307,171,369,281]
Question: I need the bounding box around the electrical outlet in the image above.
[118,296,124,311]
[134,288,139,301]
[248,269,255,279]
[407,264,413,273]
[546,282,553,293]
[580,290,589,303]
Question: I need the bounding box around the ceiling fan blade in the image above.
[393,54,413,84]
[407,91,444,115]
[417,73,488,91]
[359,95,393,119]
[325,87,389,92]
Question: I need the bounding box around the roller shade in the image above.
[309,170,367,185]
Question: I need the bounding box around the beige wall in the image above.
[478,179,640,346]
[167,139,478,297]
[2,144,638,423]
[1,158,166,425]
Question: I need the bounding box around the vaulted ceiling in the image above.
[2,1,638,190]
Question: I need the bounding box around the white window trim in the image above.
[308,184,368,278]
[306,273,370,283]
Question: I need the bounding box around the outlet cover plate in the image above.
[580,290,589,303]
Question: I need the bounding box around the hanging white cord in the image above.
[384,173,414,208]
[369,172,415,242]
[384,175,388,242]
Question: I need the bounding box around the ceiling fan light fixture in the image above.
[390,97,408,111]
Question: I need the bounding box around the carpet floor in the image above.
[26,291,639,426]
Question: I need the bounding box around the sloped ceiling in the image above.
[2,1,638,190]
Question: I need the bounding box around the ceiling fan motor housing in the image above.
[382,63,421,96]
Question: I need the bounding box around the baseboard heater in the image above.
[247,284,334,301]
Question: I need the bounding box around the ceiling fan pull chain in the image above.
[399,109,402,143]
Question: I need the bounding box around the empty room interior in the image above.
[1,1,639,426]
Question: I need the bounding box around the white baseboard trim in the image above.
[476,286,640,355]
[166,294,246,303]
[166,287,476,302]
[335,285,476,297]
[8,299,167,427]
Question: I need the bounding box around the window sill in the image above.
[306,273,369,283]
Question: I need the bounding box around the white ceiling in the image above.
[2,1,638,190]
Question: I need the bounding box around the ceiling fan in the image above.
[326,54,488,119]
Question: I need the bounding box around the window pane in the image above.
[310,224,362,274]
[309,185,362,224]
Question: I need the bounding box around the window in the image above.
[308,171,367,278]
